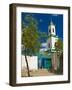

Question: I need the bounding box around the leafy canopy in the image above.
[55,38,63,51]
[22,15,41,55]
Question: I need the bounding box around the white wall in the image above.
[0,0,72,90]
[21,55,38,70]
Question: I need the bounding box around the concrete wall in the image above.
[21,55,38,70]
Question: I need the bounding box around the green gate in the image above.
[42,58,52,70]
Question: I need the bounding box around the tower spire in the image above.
[50,18,53,25]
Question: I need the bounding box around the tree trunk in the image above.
[25,48,30,77]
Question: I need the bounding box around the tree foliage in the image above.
[22,15,41,56]
[55,38,63,52]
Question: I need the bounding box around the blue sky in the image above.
[21,12,63,42]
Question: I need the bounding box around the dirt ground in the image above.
[21,68,55,77]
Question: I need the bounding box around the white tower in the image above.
[47,20,58,52]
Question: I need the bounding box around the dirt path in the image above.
[21,69,55,77]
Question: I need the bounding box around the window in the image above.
[53,28,54,32]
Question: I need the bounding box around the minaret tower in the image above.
[47,20,58,52]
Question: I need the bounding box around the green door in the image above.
[43,58,52,69]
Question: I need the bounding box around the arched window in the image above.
[53,28,54,32]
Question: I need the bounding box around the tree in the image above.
[55,39,63,52]
[22,15,41,77]
[55,38,63,74]
[55,38,63,61]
